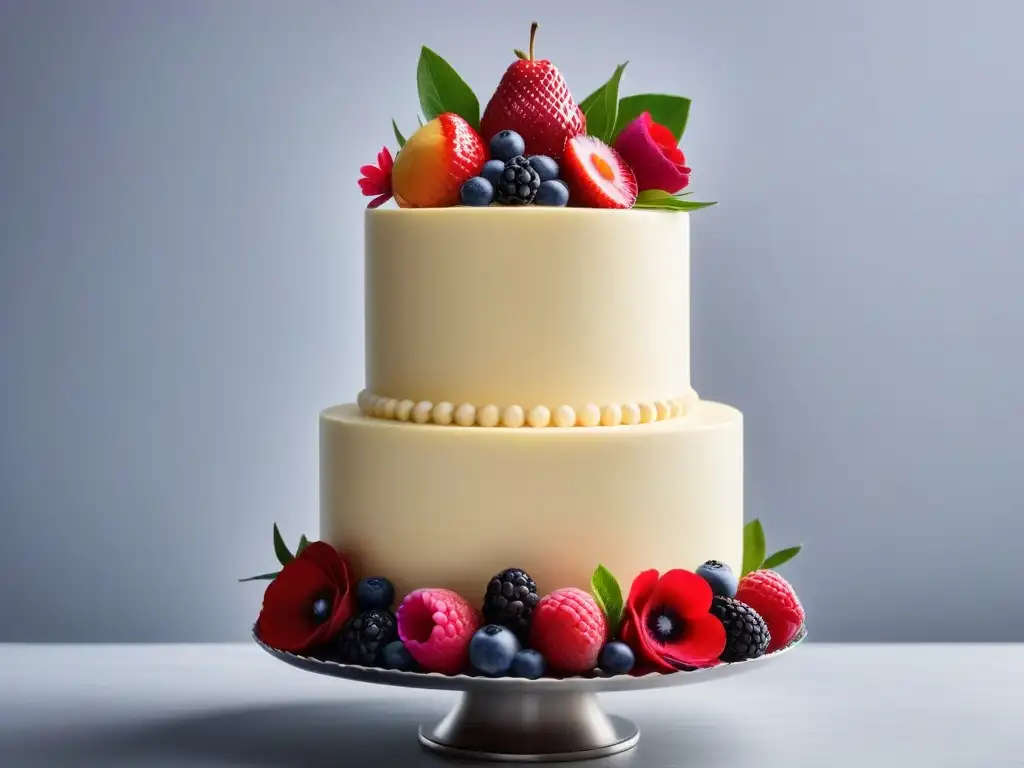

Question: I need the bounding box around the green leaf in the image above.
[632,190,717,212]
[416,46,479,129]
[391,119,406,148]
[273,523,294,567]
[580,62,628,143]
[611,94,691,144]
[416,114,424,126]
[742,519,767,576]
[513,48,529,60]
[762,545,802,570]
[296,534,311,555]
[590,564,625,635]
[238,571,280,582]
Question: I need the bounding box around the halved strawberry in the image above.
[561,135,638,209]
[391,113,487,208]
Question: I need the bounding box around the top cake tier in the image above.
[364,207,691,418]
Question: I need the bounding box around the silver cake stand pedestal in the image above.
[254,629,805,762]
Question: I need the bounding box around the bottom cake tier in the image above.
[319,402,743,603]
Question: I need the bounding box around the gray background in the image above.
[0,0,1021,643]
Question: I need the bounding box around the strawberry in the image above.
[561,134,638,209]
[735,570,805,653]
[480,23,585,161]
[390,113,486,208]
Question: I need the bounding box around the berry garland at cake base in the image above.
[244,519,805,681]
[244,521,805,761]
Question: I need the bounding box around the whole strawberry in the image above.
[735,570,804,653]
[529,588,607,675]
[480,23,586,161]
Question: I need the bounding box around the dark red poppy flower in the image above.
[255,542,354,653]
[358,146,394,209]
[619,569,726,671]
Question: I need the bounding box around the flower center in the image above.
[311,595,332,624]
[590,153,615,181]
[646,605,684,642]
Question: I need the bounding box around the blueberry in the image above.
[382,640,416,671]
[510,649,546,679]
[311,596,331,623]
[482,159,505,189]
[527,155,559,182]
[535,179,569,207]
[695,560,738,598]
[460,176,494,206]
[489,130,526,162]
[356,577,395,610]
[598,642,635,675]
[469,624,521,676]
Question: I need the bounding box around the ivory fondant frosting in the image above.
[319,207,745,597]
[320,401,743,603]
[364,208,691,410]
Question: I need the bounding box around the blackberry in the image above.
[495,156,541,205]
[336,609,397,666]
[483,568,540,637]
[711,596,770,663]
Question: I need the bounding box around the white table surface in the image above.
[0,643,1020,767]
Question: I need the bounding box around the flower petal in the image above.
[613,114,690,194]
[620,613,677,673]
[377,146,394,173]
[298,542,344,581]
[293,541,354,639]
[625,569,659,611]
[359,178,385,195]
[646,569,714,618]
[367,192,392,209]
[620,571,681,672]
[360,165,386,183]
[659,613,727,667]
[256,559,330,652]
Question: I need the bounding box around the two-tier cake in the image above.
[321,206,742,605]
[249,22,805,682]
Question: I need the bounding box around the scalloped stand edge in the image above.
[253,626,806,762]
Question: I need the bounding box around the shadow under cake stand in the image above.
[254,628,806,763]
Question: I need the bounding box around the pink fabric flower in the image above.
[358,146,394,208]
[613,112,691,193]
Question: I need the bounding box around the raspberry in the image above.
[735,570,805,653]
[396,588,480,674]
[529,588,607,675]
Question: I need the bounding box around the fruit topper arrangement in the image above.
[243,519,804,679]
[357,22,715,213]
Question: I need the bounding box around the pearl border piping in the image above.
[356,389,700,428]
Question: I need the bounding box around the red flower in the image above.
[358,146,394,209]
[613,112,691,194]
[619,569,726,671]
[255,542,355,653]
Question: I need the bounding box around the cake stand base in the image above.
[254,627,806,763]
[418,689,638,762]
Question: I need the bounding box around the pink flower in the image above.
[613,112,691,194]
[358,146,394,208]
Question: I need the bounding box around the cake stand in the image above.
[254,628,806,763]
